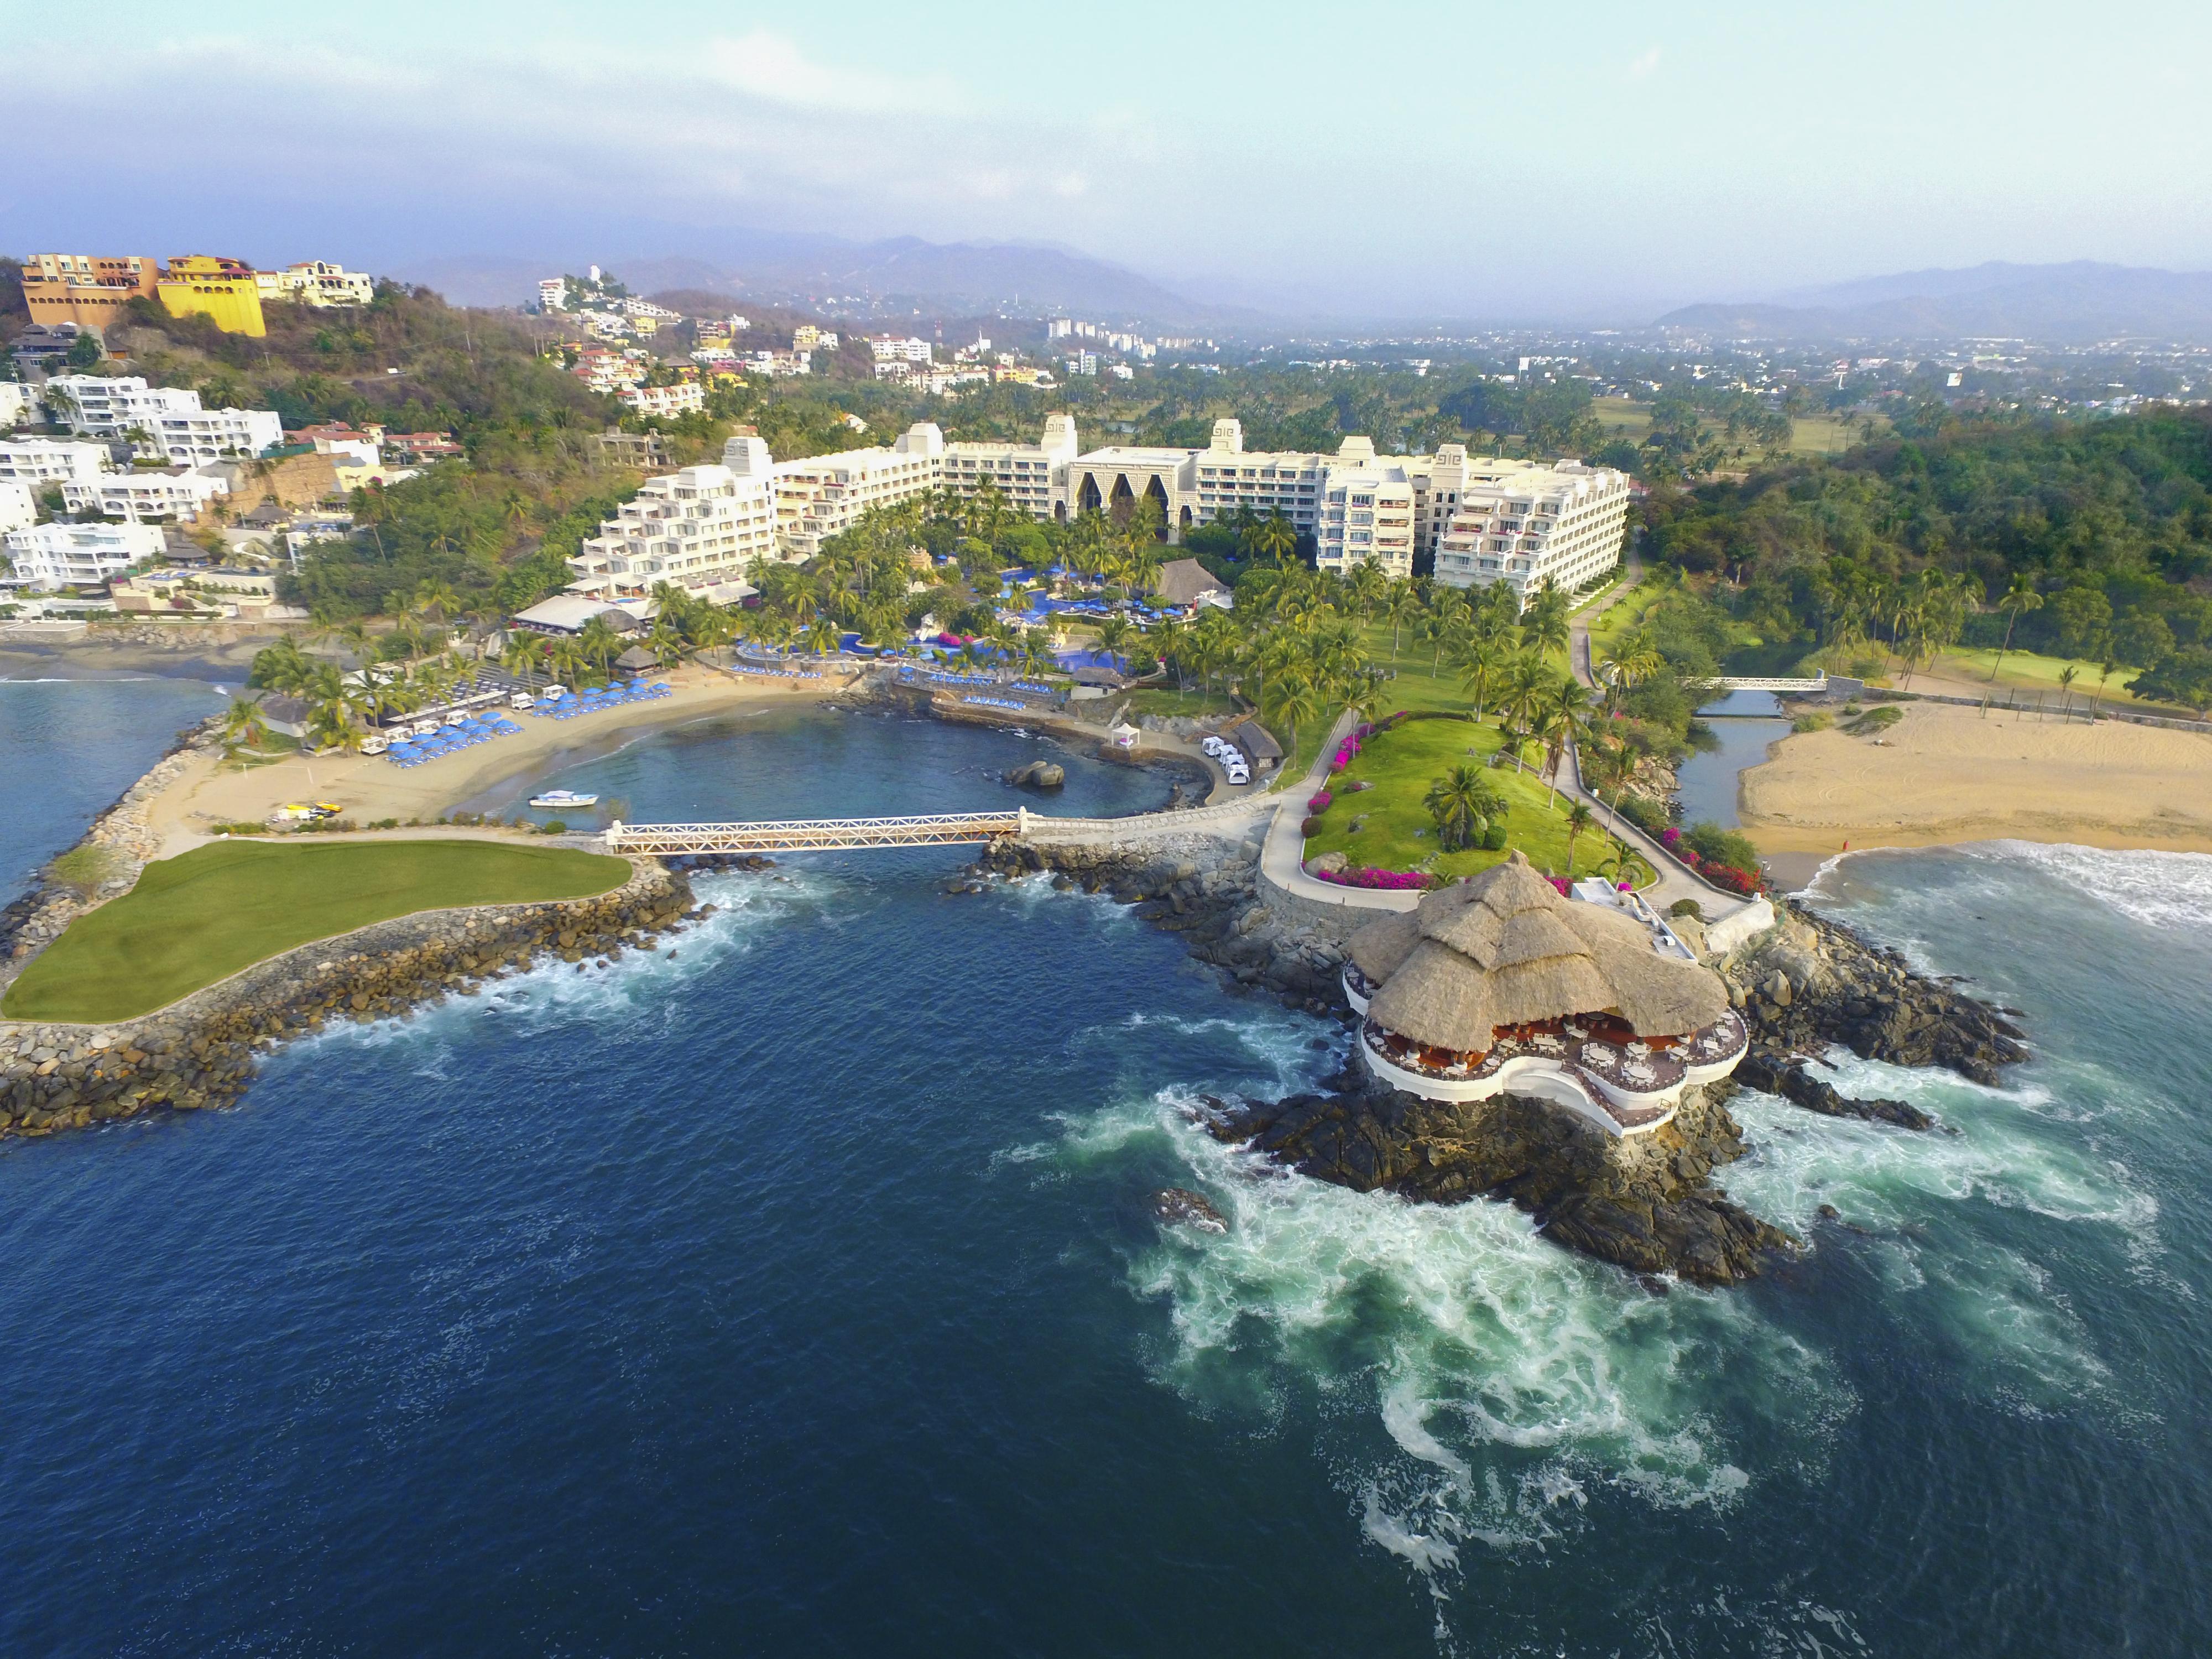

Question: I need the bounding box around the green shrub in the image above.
[49,844,122,894]
[1668,898,1706,921]
[541,819,568,835]
[1791,710,1832,733]
[1843,706,1902,737]
[1683,821,1761,875]
[1616,792,1673,836]
[1480,823,1509,850]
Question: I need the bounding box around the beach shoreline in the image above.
[1738,700,2212,875]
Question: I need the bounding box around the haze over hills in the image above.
[395,231,1231,326]
[1658,261,2212,342]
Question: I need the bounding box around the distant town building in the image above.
[255,261,375,307]
[3,520,164,589]
[868,336,934,365]
[20,254,161,332]
[0,438,115,486]
[619,381,706,419]
[792,325,838,351]
[537,277,568,312]
[61,465,231,525]
[156,255,268,336]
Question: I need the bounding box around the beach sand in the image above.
[140,664,855,856]
[1740,701,2212,861]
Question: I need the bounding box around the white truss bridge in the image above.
[1716,671,1827,693]
[605,810,1028,855]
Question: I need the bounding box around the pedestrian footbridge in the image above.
[1716,672,1829,693]
[605,811,1027,855]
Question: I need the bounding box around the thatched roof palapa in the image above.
[1356,852,1730,1052]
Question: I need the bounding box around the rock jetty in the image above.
[0,859,697,1141]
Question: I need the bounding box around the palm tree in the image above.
[1563,801,1595,878]
[1532,675,1593,809]
[576,614,623,673]
[2090,651,2117,719]
[1423,764,1505,852]
[1094,615,1132,667]
[2057,664,2078,721]
[1249,512,1297,566]
[1499,653,1551,771]
[1449,632,1509,722]
[1989,573,2042,682]
[1384,579,1422,655]
[1262,671,1325,761]
[1519,581,1571,662]
[221,698,269,757]
[803,613,842,659]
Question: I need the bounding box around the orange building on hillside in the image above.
[22,254,161,333]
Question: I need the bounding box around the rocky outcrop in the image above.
[974,836,1351,1014]
[1732,1050,1932,1130]
[1005,760,1066,789]
[1720,900,2028,1086]
[1153,1187,1228,1233]
[0,860,697,1141]
[1207,1074,1793,1286]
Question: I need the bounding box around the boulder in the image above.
[1006,760,1066,790]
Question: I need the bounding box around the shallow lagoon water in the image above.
[2,690,2208,1654]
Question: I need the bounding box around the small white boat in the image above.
[530,789,599,810]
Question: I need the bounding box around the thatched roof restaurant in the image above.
[1343,852,1747,1135]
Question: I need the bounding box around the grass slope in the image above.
[1300,717,1649,886]
[4,839,629,1024]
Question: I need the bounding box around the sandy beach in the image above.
[138,664,855,857]
[1740,700,2212,861]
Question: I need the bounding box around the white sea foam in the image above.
[1042,1075,1843,1613]
[1952,839,2212,930]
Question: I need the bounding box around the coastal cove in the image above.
[2,684,2210,1652]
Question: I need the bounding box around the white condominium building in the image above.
[150,405,284,465]
[569,463,777,606]
[0,480,35,533]
[2,382,47,429]
[4,520,165,589]
[0,439,115,485]
[61,465,230,524]
[255,262,375,306]
[44,375,201,442]
[941,415,1079,521]
[755,422,947,559]
[1433,462,1631,605]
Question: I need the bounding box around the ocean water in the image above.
[3,690,2209,1655]
[0,676,228,904]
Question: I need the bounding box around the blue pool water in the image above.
[3,687,2209,1655]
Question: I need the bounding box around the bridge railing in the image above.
[1716,672,1827,693]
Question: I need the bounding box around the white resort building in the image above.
[1340,854,1748,1136]
[0,439,116,486]
[1433,462,1633,605]
[568,462,778,606]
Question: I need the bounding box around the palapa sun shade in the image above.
[1357,852,1730,1051]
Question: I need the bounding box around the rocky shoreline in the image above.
[970,834,2031,1286]
[0,860,701,1140]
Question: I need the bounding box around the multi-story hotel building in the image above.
[255,261,375,307]
[568,461,778,606]
[22,254,161,332]
[747,422,948,560]
[1432,463,1632,604]
[4,520,165,589]
[1316,451,1421,580]
[44,375,203,443]
[940,414,1079,521]
[148,405,284,465]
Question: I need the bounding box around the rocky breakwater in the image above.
[1208,1072,1790,1287]
[972,836,1352,1014]
[1717,898,2029,1128]
[0,857,698,1142]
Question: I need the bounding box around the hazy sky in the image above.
[9,0,2212,320]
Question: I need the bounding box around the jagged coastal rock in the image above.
[1207,1076,1790,1285]
[1005,759,1066,790]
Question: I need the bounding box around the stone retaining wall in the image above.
[0,859,695,1141]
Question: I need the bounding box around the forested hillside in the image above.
[1642,409,2212,708]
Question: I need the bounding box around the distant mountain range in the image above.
[1658,262,2212,343]
[395,231,1232,326]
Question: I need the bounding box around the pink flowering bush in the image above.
[1314,866,1434,891]
[1547,875,1572,896]
[1308,791,1333,813]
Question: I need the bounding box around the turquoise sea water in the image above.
[2,684,2208,1654]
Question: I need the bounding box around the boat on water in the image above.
[529,789,599,810]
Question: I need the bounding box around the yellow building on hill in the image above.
[157,255,267,336]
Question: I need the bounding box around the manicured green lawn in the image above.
[1124,686,1242,720]
[1300,717,1652,886]
[3,838,630,1023]
[1926,646,2174,712]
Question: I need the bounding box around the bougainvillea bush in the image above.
[1313,866,1435,891]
